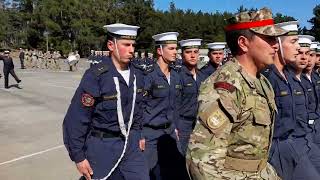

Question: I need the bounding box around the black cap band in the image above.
[107,32,136,40]
[299,43,311,48]
[155,40,177,45]
[182,45,200,50]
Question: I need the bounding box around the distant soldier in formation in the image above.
[45,51,53,69]
[25,49,32,68]
[38,50,45,69]
[31,49,38,68]
[53,51,61,70]
[19,48,25,69]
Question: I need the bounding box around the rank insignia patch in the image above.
[214,82,236,92]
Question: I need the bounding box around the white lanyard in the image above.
[95,75,136,180]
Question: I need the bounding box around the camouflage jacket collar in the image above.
[232,58,257,89]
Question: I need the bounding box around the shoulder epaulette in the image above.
[144,63,155,74]
[92,62,108,76]
[201,63,209,69]
[261,67,272,77]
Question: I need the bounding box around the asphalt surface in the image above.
[0,58,89,180]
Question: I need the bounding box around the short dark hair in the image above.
[225,29,255,56]
[155,44,168,49]
[107,34,116,42]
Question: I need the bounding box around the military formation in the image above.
[19,49,62,70]
[62,7,320,180]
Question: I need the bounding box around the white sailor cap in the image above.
[310,42,318,51]
[298,35,315,48]
[103,23,139,40]
[152,32,179,45]
[4,50,10,54]
[179,39,202,49]
[275,21,299,36]
[207,42,226,51]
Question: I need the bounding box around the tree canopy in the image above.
[0,0,317,56]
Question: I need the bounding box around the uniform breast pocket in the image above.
[136,87,144,102]
[293,90,305,105]
[183,83,196,96]
[152,85,169,98]
[175,84,182,97]
[253,100,271,126]
[274,88,290,108]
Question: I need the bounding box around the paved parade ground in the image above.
[0,59,89,179]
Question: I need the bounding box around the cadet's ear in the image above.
[156,47,162,56]
[107,40,115,52]
[238,35,250,53]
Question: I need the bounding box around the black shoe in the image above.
[5,86,9,89]
[17,80,21,83]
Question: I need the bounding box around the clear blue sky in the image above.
[154,0,319,29]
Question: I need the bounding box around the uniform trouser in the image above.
[85,130,149,180]
[178,118,196,156]
[269,136,320,180]
[3,69,20,88]
[143,125,189,180]
[19,58,25,69]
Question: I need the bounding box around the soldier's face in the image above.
[294,47,310,70]
[280,36,300,64]
[248,34,279,69]
[108,39,135,64]
[305,51,317,72]
[182,48,199,67]
[208,50,224,65]
[159,44,177,62]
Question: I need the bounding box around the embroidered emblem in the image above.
[81,93,95,107]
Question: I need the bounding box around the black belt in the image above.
[90,128,124,139]
[144,122,171,130]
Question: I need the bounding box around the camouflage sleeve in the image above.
[197,77,240,136]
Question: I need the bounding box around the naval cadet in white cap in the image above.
[200,42,226,79]
[63,23,150,180]
[140,32,186,179]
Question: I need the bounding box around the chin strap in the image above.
[278,37,286,65]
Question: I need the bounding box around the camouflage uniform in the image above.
[186,7,287,180]
[225,8,285,37]
[187,60,279,180]
[25,50,32,68]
